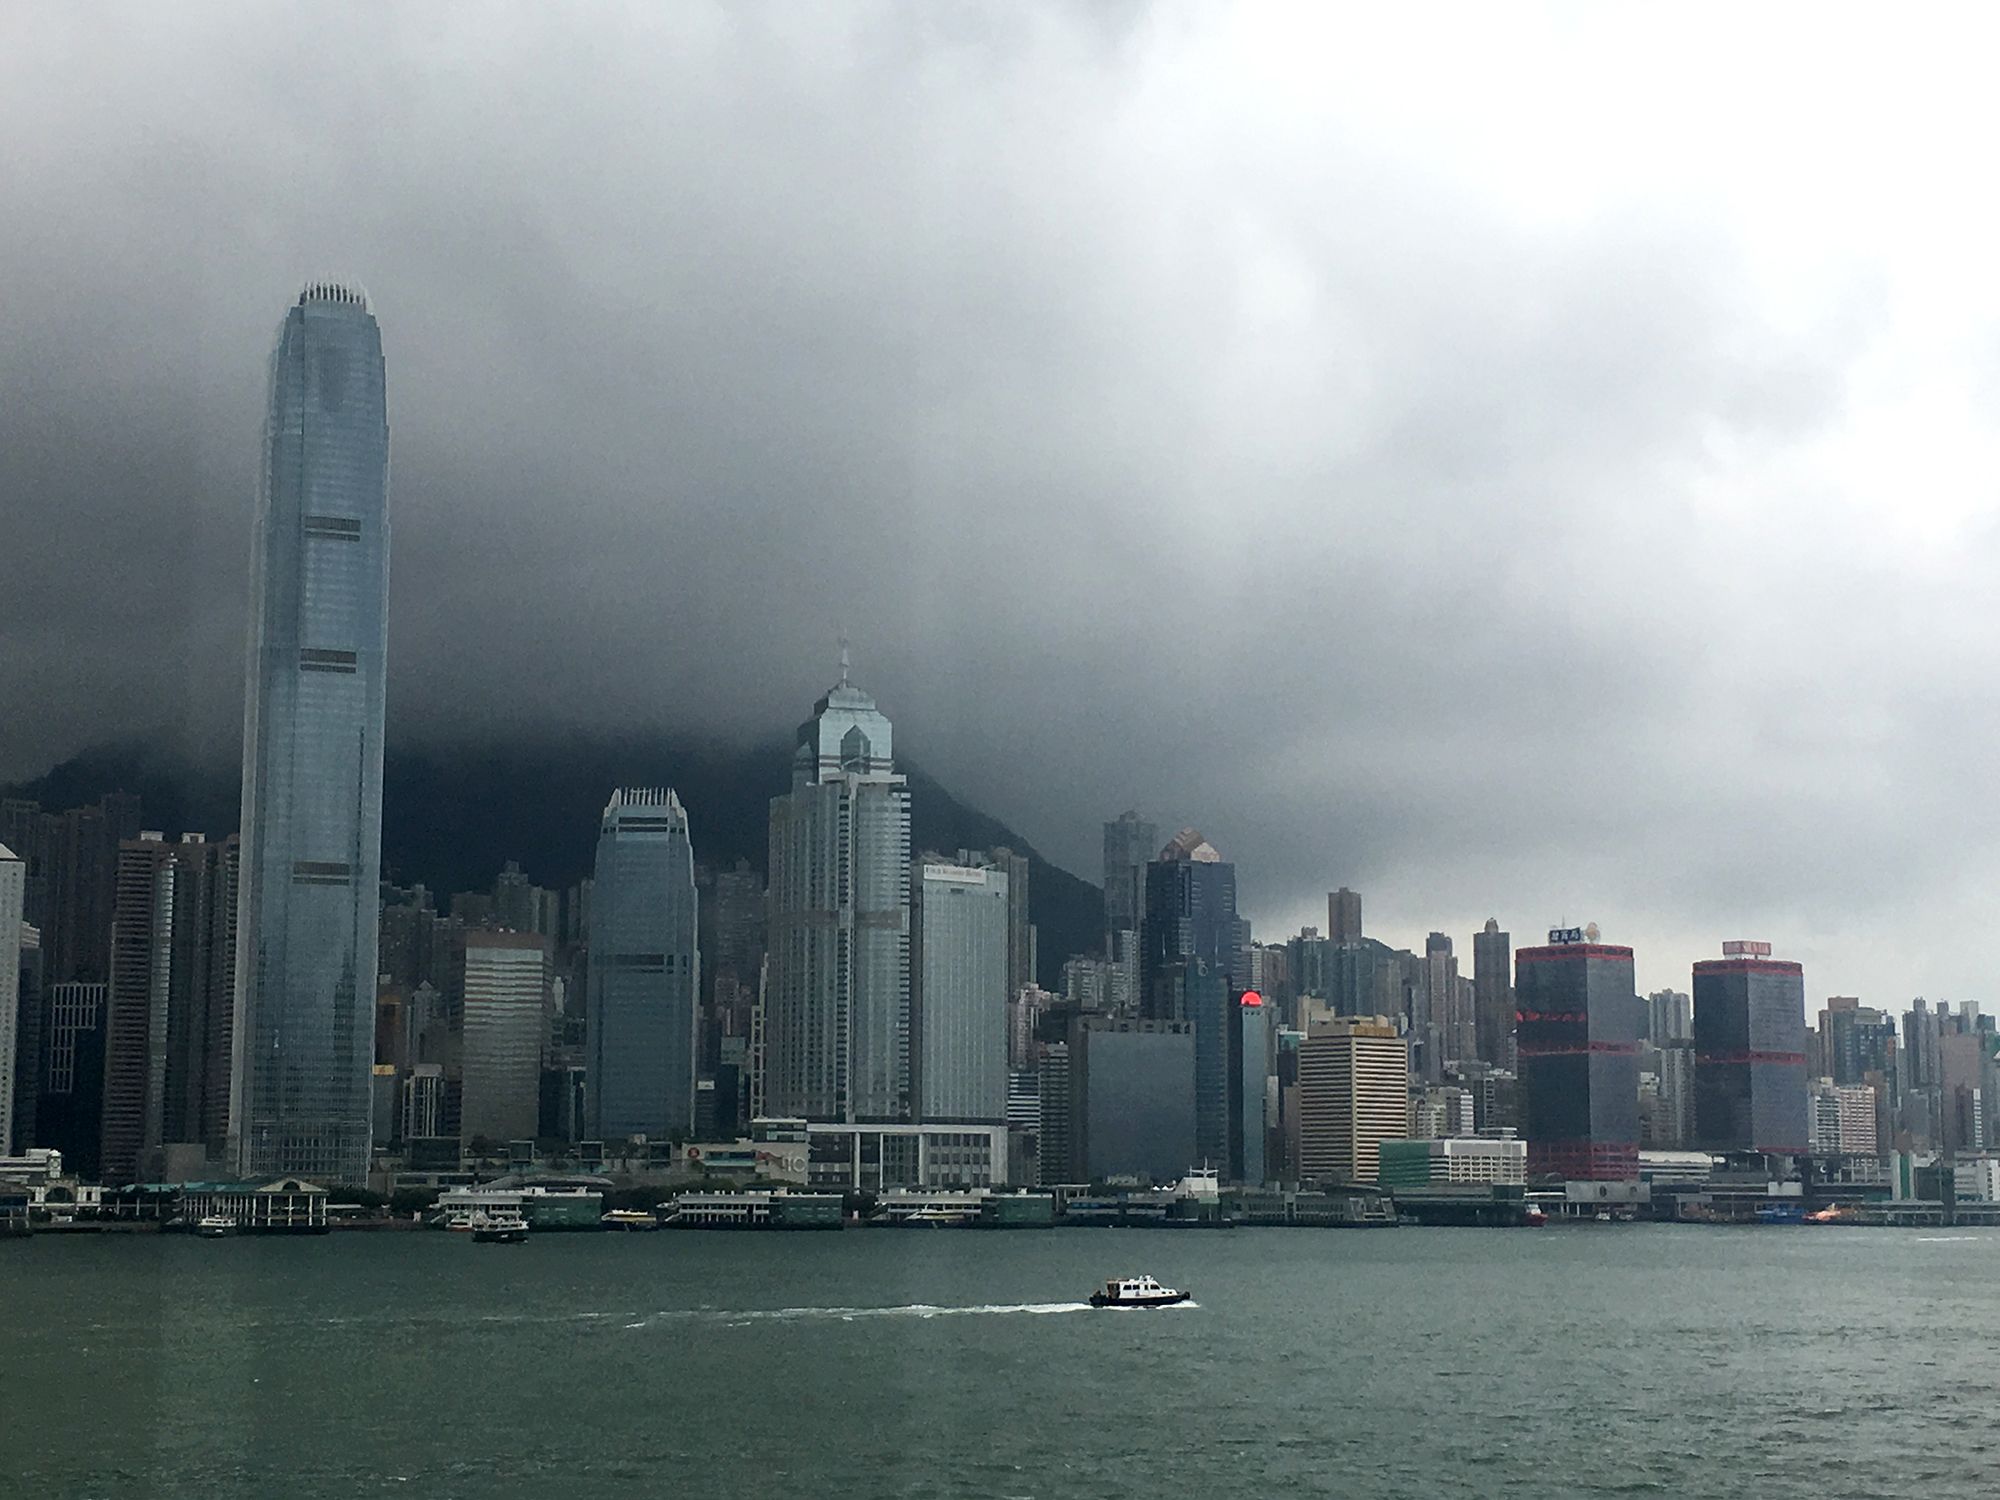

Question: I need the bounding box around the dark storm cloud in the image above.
[4,4,1996,998]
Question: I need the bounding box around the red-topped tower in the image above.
[1692,942,1807,1156]
[1515,927,1642,1180]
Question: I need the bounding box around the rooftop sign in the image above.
[1722,940,1772,957]
[1549,927,1585,945]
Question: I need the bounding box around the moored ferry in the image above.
[601,1209,660,1231]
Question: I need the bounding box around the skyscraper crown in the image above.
[1158,828,1221,863]
[795,677,896,785]
[601,787,688,833]
[298,281,371,311]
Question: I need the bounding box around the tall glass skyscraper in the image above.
[231,284,389,1185]
[767,669,912,1122]
[586,788,699,1139]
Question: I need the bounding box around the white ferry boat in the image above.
[195,1215,237,1238]
[467,1210,529,1244]
[1088,1274,1190,1309]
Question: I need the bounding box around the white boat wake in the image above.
[620,1299,1202,1329]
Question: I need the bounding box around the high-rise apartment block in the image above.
[912,861,1009,1123]
[1298,1014,1408,1185]
[1516,932,1641,1180]
[766,671,912,1122]
[1693,944,1807,1156]
[101,833,238,1182]
[587,789,699,1139]
[1473,918,1513,1067]
[1820,998,1896,1088]
[1,794,142,989]
[1422,931,1472,1075]
[1300,893,1399,1021]
[1807,1077,1878,1157]
[1648,988,1691,1042]
[233,284,390,1185]
[1328,889,1362,943]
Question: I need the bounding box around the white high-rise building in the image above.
[766,666,911,1122]
[232,284,390,1185]
[459,932,549,1145]
[912,862,1008,1123]
[1808,1075,1879,1157]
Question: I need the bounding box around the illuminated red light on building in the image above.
[1239,990,1263,1007]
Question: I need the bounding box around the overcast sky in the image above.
[7,3,2000,1002]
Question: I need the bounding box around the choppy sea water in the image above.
[6,1224,1998,1498]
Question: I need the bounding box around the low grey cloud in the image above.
[5,4,1999,1002]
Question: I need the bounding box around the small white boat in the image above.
[195,1215,237,1238]
[1089,1274,1190,1309]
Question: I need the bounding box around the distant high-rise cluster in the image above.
[9,292,2000,1234]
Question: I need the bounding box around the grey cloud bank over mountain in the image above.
[6,4,2000,1001]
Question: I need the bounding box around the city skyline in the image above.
[10,14,2000,1496]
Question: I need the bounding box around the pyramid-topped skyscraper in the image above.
[765,660,912,1122]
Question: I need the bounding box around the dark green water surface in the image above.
[5,1224,1997,1497]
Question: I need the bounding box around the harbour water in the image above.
[6,1225,1999,1498]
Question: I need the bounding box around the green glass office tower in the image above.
[232,284,389,1185]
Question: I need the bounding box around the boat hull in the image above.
[1088,1291,1190,1308]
